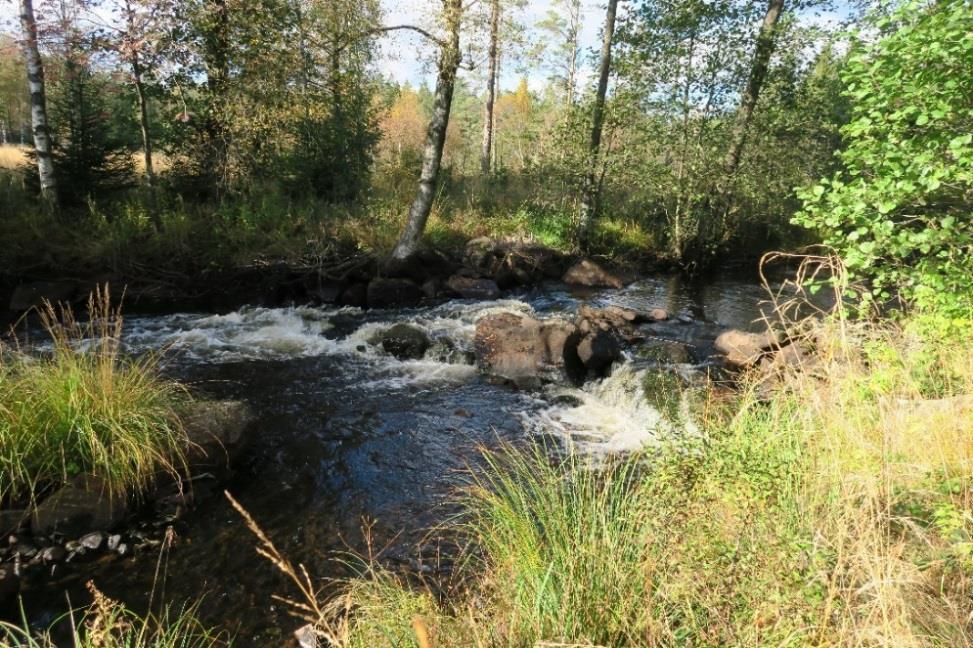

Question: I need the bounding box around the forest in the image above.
[0,0,971,645]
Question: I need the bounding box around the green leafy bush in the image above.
[795,0,973,313]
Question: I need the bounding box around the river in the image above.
[14,270,789,643]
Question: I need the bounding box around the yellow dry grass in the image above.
[0,144,28,170]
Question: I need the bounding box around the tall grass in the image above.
[0,288,190,504]
[0,582,226,648]
[260,309,973,647]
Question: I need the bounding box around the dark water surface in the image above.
[12,270,798,643]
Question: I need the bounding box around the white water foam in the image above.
[122,300,536,390]
[522,363,698,454]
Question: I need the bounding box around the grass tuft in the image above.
[0,287,190,504]
[0,581,226,647]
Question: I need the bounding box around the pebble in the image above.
[40,545,67,563]
[79,532,105,551]
[107,534,122,551]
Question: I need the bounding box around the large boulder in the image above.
[31,474,128,537]
[446,276,501,300]
[465,238,571,285]
[578,305,644,343]
[366,278,423,309]
[474,313,581,386]
[562,259,626,289]
[377,323,430,360]
[338,282,367,308]
[182,400,255,470]
[576,328,622,375]
[382,250,458,283]
[715,329,779,368]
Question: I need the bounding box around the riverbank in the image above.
[287,311,973,647]
[4,260,969,646]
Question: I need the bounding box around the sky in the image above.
[1,0,849,92]
[377,0,604,91]
[0,0,604,92]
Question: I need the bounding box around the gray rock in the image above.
[79,531,105,551]
[40,545,67,563]
[294,624,319,648]
[715,329,779,368]
[378,323,430,360]
[107,534,122,551]
[446,276,501,300]
[30,474,128,537]
[562,259,625,289]
[181,400,255,470]
[366,278,423,309]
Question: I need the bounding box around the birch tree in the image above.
[577,0,620,250]
[480,0,499,174]
[18,0,58,204]
[724,0,786,175]
[390,0,463,260]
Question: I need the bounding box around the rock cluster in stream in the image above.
[0,400,254,609]
[474,305,670,388]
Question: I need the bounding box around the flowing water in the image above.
[13,270,798,643]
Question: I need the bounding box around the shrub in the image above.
[795,0,973,313]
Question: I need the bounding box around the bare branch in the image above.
[336,24,448,53]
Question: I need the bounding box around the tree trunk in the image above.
[576,0,619,251]
[480,0,499,175]
[390,0,463,261]
[724,0,785,176]
[565,0,580,106]
[204,0,230,194]
[19,0,57,205]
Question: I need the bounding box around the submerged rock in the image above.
[562,259,626,289]
[30,474,128,537]
[378,323,430,360]
[182,400,255,471]
[366,278,423,309]
[426,338,475,365]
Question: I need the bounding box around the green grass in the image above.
[0,289,190,504]
[289,313,973,647]
[0,585,226,648]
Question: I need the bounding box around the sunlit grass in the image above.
[0,288,190,504]
[282,312,973,647]
[0,583,226,648]
[0,144,28,170]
